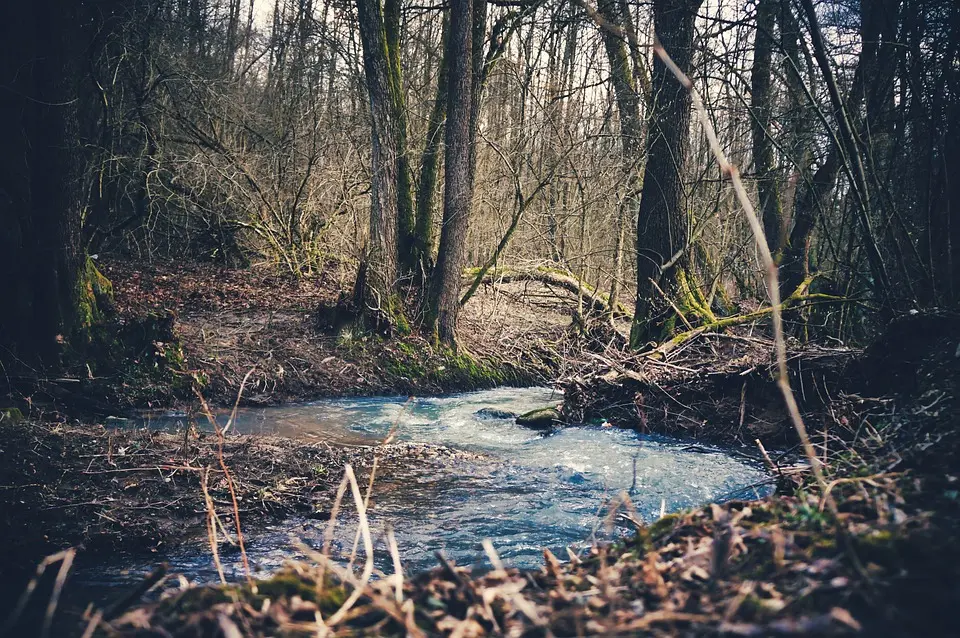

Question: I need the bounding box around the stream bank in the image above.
[64,312,960,637]
[1,258,575,419]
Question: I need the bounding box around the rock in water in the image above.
[516,407,561,429]
[474,408,518,420]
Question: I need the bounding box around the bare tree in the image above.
[428,0,474,347]
[355,0,407,330]
[630,0,704,347]
[751,0,783,255]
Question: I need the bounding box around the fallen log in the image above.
[650,276,841,357]
[460,264,632,319]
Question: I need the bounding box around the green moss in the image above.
[76,256,114,331]
[516,407,560,428]
[253,571,348,614]
[386,295,411,336]
[0,408,24,425]
[442,351,509,387]
[255,572,320,602]
[647,512,682,540]
[160,586,233,614]
[854,529,901,564]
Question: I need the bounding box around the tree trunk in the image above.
[630,0,704,347]
[751,0,783,255]
[0,0,97,369]
[780,0,898,299]
[594,0,646,322]
[385,0,417,276]
[798,0,891,299]
[428,0,473,347]
[356,0,404,330]
[413,14,450,280]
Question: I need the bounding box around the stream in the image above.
[73,387,772,591]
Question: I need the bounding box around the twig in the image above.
[200,467,226,585]
[652,39,833,510]
[1,548,76,638]
[195,370,254,583]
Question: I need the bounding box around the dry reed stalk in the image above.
[386,526,404,603]
[79,610,103,638]
[1,548,76,638]
[194,368,255,583]
[295,541,425,638]
[481,539,506,574]
[316,470,350,599]
[40,548,74,638]
[200,467,227,584]
[651,39,834,512]
[346,399,407,571]
[323,464,375,628]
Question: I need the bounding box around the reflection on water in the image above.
[83,387,772,586]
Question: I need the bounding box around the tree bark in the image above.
[413,14,450,280]
[428,0,473,347]
[0,0,107,371]
[356,0,404,330]
[751,0,783,255]
[384,0,417,276]
[593,0,647,321]
[630,0,704,347]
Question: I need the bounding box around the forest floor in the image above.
[89,258,574,410]
[1,259,959,636]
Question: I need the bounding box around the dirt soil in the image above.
[0,415,485,634]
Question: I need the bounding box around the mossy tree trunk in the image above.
[412,13,450,281]
[0,0,105,370]
[384,0,417,277]
[356,0,408,332]
[427,0,473,347]
[629,0,704,347]
[594,0,648,323]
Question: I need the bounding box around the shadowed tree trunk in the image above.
[798,0,891,300]
[780,0,898,299]
[630,0,704,347]
[427,0,473,347]
[751,0,783,256]
[0,0,102,369]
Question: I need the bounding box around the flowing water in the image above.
[75,387,772,590]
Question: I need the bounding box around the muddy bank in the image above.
[563,329,859,451]
[1,259,576,418]
[0,416,482,610]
